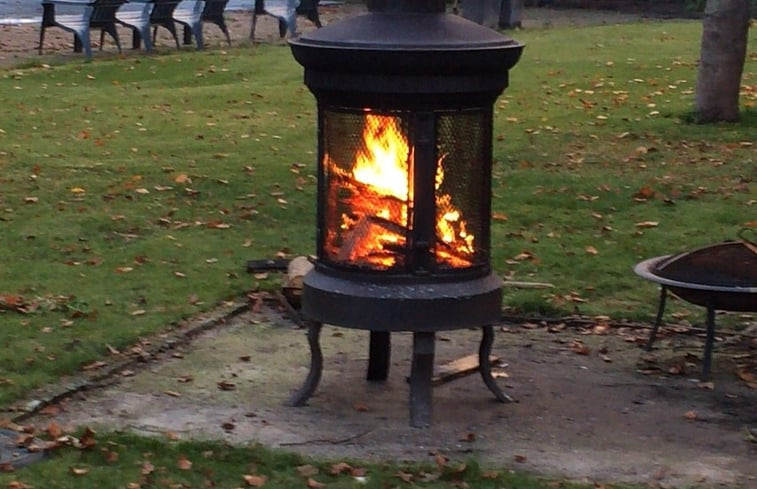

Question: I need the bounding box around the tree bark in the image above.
[694,0,750,123]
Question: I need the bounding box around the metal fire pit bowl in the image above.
[634,239,757,379]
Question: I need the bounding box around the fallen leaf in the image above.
[217,380,236,391]
[570,340,591,355]
[514,454,527,463]
[736,369,757,388]
[70,466,90,475]
[395,471,413,482]
[81,360,107,371]
[306,478,325,489]
[352,402,370,412]
[434,453,448,470]
[7,481,32,488]
[297,464,319,477]
[46,421,62,438]
[177,456,192,470]
[684,410,697,420]
[585,245,599,255]
[635,221,659,228]
[459,432,476,442]
[243,474,267,487]
[164,431,180,441]
[104,450,119,463]
[329,462,352,475]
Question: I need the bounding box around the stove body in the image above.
[288,0,523,426]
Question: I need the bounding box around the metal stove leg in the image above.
[367,331,391,381]
[702,301,716,381]
[286,321,323,407]
[645,286,668,351]
[480,325,514,403]
[409,332,435,428]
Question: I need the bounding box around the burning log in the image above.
[336,215,408,264]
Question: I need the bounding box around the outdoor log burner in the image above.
[287,0,523,427]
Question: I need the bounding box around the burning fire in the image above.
[324,113,475,269]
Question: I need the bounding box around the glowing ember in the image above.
[324,113,475,269]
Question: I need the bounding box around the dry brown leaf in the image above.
[7,481,32,489]
[736,369,757,388]
[352,402,370,412]
[329,462,352,475]
[395,470,414,482]
[306,478,325,489]
[177,456,192,470]
[297,464,319,477]
[79,427,97,449]
[684,410,697,420]
[70,466,90,476]
[570,340,591,355]
[46,421,62,438]
[244,474,268,487]
[434,453,448,470]
[635,221,659,228]
[164,431,180,441]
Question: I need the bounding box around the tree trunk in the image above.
[694,0,750,123]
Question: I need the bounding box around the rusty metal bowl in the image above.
[634,241,757,312]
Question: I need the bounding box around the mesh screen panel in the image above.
[320,108,489,273]
[322,110,412,271]
[434,111,488,269]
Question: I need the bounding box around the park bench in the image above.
[250,0,321,40]
[39,0,126,58]
[175,0,232,49]
[115,0,230,51]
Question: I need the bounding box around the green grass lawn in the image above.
[0,18,754,488]
[1,19,754,408]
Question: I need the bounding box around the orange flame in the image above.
[324,113,475,269]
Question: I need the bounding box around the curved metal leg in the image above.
[480,325,514,403]
[645,286,668,351]
[286,321,323,407]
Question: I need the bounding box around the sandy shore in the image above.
[0,2,364,68]
[0,4,649,69]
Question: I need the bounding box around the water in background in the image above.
[0,0,253,24]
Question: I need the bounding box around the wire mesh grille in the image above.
[319,107,489,273]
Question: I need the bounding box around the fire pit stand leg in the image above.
[645,286,668,351]
[702,301,716,381]
[286,320,323,407]
[367,331,391,381]
[479,325,514,403]
[409,332,435,428]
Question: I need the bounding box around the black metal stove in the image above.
[287,0,523,427]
